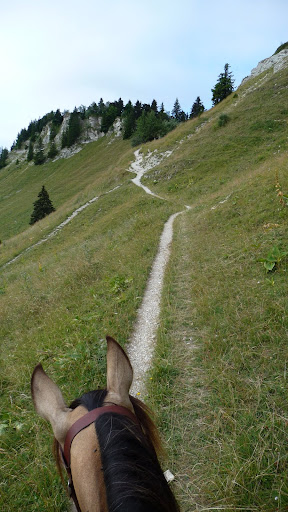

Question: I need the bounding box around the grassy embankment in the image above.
[0,136,134,258]
[146,68,288,511]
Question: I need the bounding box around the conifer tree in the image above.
[172,98,180,120]
[134,100,142,120]
[190,96,205,118]
[122,101,136,139]
[61,130,68,149]
[27,141,34,162]
[0,147,9,169]
[29,186,55,225]
[211,63,234,106]
[151,99,158,113]
[53,109,63,126]
[114,98,124,116]
[101,104,118,133]
[67,108,81,147]
[172,98,186,121]
[47,141,58,159]
[98,98,105,116]
[86,102,99,117]
[33,137,46,165]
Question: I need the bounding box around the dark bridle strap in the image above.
[63,405,138,468]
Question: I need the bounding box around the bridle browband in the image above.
[60,404,139,512]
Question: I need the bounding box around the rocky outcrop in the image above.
[7,115,122,166]
[53,114,106,161]
[242,49,288,83]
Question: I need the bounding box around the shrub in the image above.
[218,114,230,127]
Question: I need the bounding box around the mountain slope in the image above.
[1,52,288,511]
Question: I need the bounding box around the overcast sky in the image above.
[1,0,287,149]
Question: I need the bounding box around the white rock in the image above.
[242,49,288,83]
[164,470,175,483]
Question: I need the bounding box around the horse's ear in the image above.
[105,336,133,410]
[31,364,70,444]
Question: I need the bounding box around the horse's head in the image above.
[31,337,179,512]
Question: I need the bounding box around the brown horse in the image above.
[31,336,180,512]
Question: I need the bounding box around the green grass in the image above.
[0,181,177,510]
[0,136,133,240]
[148,162,288,510]
[1,63,288,511]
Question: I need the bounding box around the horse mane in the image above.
[54,389,179,512]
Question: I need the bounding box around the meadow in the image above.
[1,65,288,510]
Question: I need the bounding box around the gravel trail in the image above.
[127,209,185,396]
[127,149,187,396]
[3,186,120,268]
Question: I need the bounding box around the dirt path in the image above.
[3,186,120,268]
[128,148,172,199]
[127,209,185,396]
[127,149,187,396]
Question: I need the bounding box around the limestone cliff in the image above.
[242,48,288,83]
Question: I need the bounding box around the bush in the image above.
[131,112,179,146]
[218,114,230,127]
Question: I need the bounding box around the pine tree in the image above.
[159,103,169,121]
[114,98,124,116]
[61,130,68,149]
[53,109,63,126]
[0,147,9,169]
[211,63,235,106]
[27,141,34,162]
[122,101,136,139]
[87,102,99,116]
[101,104,118,133]
[98,98,105,116]
[67,108,81,147]
[47,141,58,159]
[33,137,46,165]
[151,99,158,113]
[134,100,142,120]
[190,96,205,118]
[29,186,55,225]
[172,98,186,121]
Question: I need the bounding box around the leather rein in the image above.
[60,405,139,512]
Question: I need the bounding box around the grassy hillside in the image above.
[1,63,288,511]
[146,68,288,510]
[0,136,133,241]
